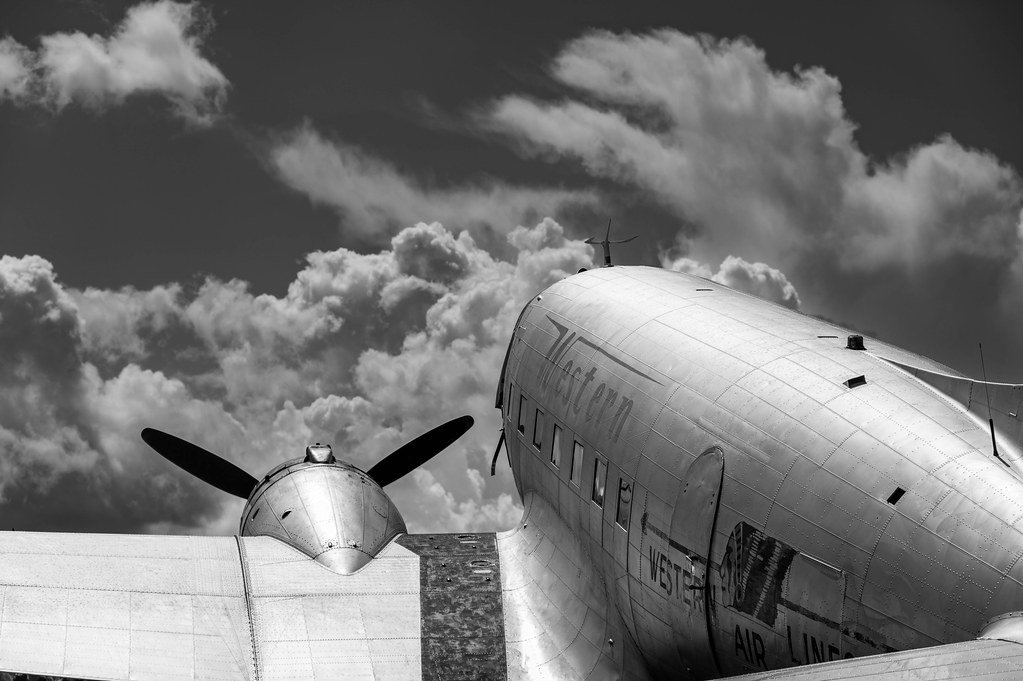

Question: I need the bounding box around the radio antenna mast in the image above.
[585,219,638,267]
[979,342,1008,467]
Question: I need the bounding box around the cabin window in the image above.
[592,457,607,507]
[616,478,633,529]
[551,425,562,468]
[533,409,545,450]
[517,395,527,434]
[570,441,583,485]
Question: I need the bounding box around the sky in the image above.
[0,1,1021,536]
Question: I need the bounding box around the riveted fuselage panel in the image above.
[500,265,1023,678]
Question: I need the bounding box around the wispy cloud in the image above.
[270,123,598,242]
[480,28,1023,374]
[1,1,227,123]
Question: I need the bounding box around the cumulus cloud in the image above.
[0,256,239,533]
[481,28,1023,377]
[1,1,228,123]
[483,30,1022,274]
[0,37,32,100]
[270,124,598,241]
[664,254,801,310]
[2,219,594,535]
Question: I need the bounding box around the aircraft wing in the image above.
[0,530,434,680]
[730,632,1023,680]
[0,524,638,681]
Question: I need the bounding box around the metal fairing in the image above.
[498,492,648,680]
[240,458,406,574]
[501,265,1023,679]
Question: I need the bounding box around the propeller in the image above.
[141,428,259,499]
[367,415,474,487]
[141,414,474,495]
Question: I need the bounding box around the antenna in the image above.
[585,219,638,267]
[979,342,1008,467]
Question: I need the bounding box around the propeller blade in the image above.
[141,428,258,499]
[367,415,474,487]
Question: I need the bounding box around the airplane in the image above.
[1,264,1023,680]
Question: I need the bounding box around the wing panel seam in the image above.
[234,535,261,681]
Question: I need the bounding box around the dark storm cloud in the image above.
[0,1,227,123]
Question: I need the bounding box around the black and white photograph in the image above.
[1,1,1022,678]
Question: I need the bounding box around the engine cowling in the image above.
[239,444,406,574]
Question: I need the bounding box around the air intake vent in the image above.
[887,487,906,505]
[847,335,865,350]
[845,375,867,389]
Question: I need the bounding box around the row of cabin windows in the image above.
[510,384,631,531]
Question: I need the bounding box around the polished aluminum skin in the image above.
[240,445,407,574]
[0,532,425,679]
[498,265,1023,679]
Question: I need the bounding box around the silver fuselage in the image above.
[498,265,1023,678]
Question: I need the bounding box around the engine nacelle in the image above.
[239,444,406,574]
